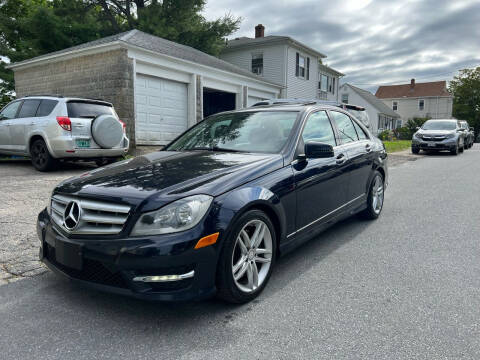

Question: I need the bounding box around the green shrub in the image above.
[378,130,394,141]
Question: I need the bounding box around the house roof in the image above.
[345,84,400,118]
[224,35,327,59]
[7,30,283,87]
[375,80,451,99]
[318,64,344,77]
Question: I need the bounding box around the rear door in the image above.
[329,110,373,201]
[0,100,23,152]
[67,101,116,149]
[11,99,41,153]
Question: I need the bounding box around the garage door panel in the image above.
[135,74,188,145]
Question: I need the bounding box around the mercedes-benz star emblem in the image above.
[63,201,81,230]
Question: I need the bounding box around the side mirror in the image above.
[304,142,334,159]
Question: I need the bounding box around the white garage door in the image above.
[135,74,188,145]
[247,96,267,107]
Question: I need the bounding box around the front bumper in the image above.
[37,209,218,301]
[412,138,457,151]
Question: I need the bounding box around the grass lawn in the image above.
[382,140,412,153]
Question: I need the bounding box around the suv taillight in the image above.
[119,120,126,133]
[56,116,71,131]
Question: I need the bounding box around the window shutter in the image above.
[295,52,299,77]
[306,57,310,80]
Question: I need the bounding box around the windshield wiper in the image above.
[185,146,244,153]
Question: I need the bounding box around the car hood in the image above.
[55,151,284,207]
[418,129,455,136]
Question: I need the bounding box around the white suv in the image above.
[0,95,129,171]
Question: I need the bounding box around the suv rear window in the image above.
[67,101,114,118]
[37,99,58,117]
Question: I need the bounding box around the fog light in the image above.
[132,270,194,282]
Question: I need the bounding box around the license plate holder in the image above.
[55,240,83,270]
[76,139,90,148]
[427,142,436,147]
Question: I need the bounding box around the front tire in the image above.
[412,146,420,154]
[216,210,276,304]
[360,171,384,220]
[450,143,459,155]
[30,139,57,172]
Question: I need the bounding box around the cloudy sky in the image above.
[204,0,480,93]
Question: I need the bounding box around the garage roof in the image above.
[7,30,283,87]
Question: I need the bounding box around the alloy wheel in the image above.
[371,175,384,215]
[231,219,273,293]
[32,143,47,167]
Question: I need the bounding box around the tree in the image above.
[0,0,241,107]
[449,67,480,141]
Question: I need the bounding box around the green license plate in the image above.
[76,139,90,148]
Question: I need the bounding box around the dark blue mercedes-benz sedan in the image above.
[37,101,388,303]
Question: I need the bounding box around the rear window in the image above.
[36,99,58,117]
[67,101,114,118]
[17,99,41,118]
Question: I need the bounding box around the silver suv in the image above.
[0,95,129,171]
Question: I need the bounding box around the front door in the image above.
[293,111,350,232]
[0,100,23,152]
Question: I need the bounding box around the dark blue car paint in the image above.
[37,104,388,301]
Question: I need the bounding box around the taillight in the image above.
[119,119,126,133]
[56,116,71,131]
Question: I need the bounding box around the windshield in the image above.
[422,120,456,130]
[166,111,298,153]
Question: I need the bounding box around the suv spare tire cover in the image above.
[91,114,123,149]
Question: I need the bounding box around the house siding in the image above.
[380,97,453,121]
[220,43,286,94]
[14,49,136,144]
[285,46,319,98]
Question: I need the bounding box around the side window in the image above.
[330,111,358,144]
[302,111,336,147]
[352,120,368,140]
[0,101,22,120]
[17,99,41,118]
[37,100,58,117]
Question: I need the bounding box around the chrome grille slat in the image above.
[51,194,131,235]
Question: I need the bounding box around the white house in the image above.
[339,83,401,134]
[375,79,453,121]
[220,24,344,103]
[8,30,282,147]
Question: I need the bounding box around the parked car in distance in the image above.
[0,95,129,171]
[459,120,474,149]
[412,119,465,155]
[37,101,388,303]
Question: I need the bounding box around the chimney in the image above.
[410,78,415,88]
[255,24,265,38]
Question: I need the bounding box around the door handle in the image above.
[336,153,347,165]
[365,144,372,152]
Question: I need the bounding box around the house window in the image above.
[295,53,309,79]
[341,94,348,104]
[319,74,328,92]
[418,99,425,111]
[251,53,263,76]
[392,101,398,111]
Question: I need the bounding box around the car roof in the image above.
[19,95,112,106]
[236,103,344,113]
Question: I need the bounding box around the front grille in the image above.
[45,244,128,288]
[51,194,131,235]
[422,135,446,141]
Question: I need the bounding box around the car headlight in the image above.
[414,132,422,139]
[131,195,213,236]
[445,133,455,139]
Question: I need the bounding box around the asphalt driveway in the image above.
[1,147,479,359]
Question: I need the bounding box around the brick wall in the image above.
[13,49,136,147]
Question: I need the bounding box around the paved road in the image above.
[1,147,480,359]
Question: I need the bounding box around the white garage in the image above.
[135,74,188,145]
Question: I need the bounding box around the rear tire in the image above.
[30,139,58,172]
[216,210,276,304]
[360,171,384,220]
